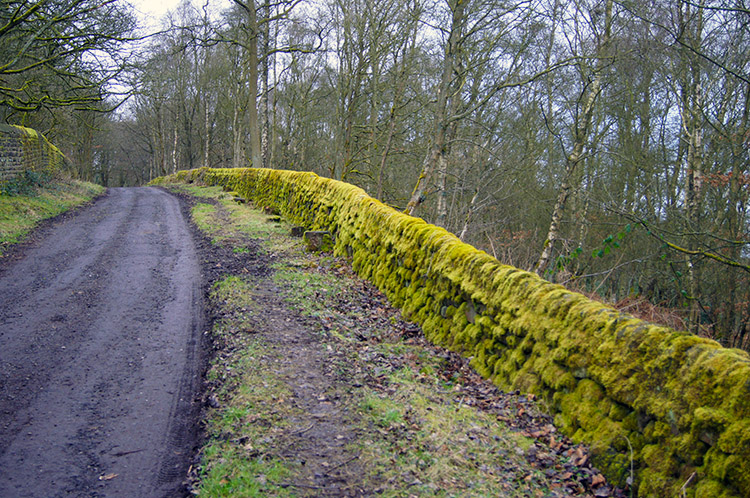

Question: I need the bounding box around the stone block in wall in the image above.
[0,124,71,185]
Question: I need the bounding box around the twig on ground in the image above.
[275,482,322,489]
[681,471,696,498]
[323,454,360,476]
[292,422,316,436]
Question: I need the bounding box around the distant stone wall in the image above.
[0,124,70,182]
[155,167,750,498]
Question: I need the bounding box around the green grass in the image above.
[178,182,293,252]
[272,263,350,317]
[354,359,552,497]
[201,276,300,497]
[199,444,293,498]
[0,177,104,256]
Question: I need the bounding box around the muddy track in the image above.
[0,187,205,498]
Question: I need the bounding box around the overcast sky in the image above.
[128,0,231,32]
[128,0,179,25]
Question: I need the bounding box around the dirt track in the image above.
[0,187,204,497]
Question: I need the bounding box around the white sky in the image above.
[128,0,181,25]
[127,0,231,32]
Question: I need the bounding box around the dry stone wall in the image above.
[0,124,69,182]
[156,167,750,498]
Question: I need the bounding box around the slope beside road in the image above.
[0,187,204,497]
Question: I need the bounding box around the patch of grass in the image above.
[169,181,293,253]
[272,264,350,317]
[225,202,289,248]
[201,276,301,497]
[192,203,219,234]
[0,177,104,256]
[199,444,293,498]
[210,276,261,337]
[355,359,553,497]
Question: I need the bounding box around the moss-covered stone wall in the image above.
[0,124,70,182]
[157,167,750,498]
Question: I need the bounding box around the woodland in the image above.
[1,0,749,347]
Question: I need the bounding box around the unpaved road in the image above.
[0,188,204,497]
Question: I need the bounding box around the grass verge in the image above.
[200,275,298,497]
[0,176,104,256]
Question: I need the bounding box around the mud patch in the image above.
[0,187,205,497]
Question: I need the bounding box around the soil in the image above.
[0,187,205,497]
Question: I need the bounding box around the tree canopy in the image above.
[0,0,136,116]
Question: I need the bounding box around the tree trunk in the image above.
[172,127,178,174]
[679,0,704,333]
[406,0,465,217]
[231,0,262,168]
[203,101,210,168]
[247,1,261,168]
[232,104,244,168]
[458,188,479,241]
[260,0,271,168]
[535,74,603,274]
[535,0,612,275]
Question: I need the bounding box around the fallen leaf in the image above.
[593,486,612,497]
[550,435,562,450]
[592,473,606,487]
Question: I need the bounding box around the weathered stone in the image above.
[0,124,70,183]
[303,231,333,252]
[290,226,305,237]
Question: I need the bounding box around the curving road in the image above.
[0,187,204,497]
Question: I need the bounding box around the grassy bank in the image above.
[0,176,104,256]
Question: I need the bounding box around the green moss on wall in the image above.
[151,167,750,498]
[1,125,70,183]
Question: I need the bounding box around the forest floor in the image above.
[166,181,630,498]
